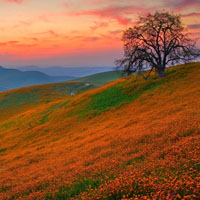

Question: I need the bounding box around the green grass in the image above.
[77,80,162,117]
[0,89,40,109]
[87,86,131,112]
[178,129,195,137]
[53,82,91,95]
[45,178,101,200]
[48,101,69,111]
[40,115,49,124]
[76,63,198,118]
[78,71,122,86]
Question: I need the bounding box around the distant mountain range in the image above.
[0,66,75,91]
[15,66,114,77]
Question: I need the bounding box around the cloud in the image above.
[3,0,24,3]
[35,30,60,38]
[171,0,200,11]
[62,2,71,8]
[71,5,148,25]
[0,40,36,48]
[83,36,101,41]
[31,37,39,42]
[191,32,200,36]
[39,14,55,23]
[90,22,108,31]
[182,12,200,17]
[109,30,122,35]
[0,41,19,46]
[47,30,59,37]
[188,24,200,29]
[13,20,33,29]
[70,35,101,42]
[15,43,37,48]
[22,37,39,42]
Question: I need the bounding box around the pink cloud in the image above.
[3,0,24,3]
[39,14,54,23]
[0,40,36,48]
[71,5,148,25]
[15,43,37,48]
[69,35,101,42]
[47,30,59,37]
[116,17,132,25]
[188,24,200,29]
[0,41,19,46]
[90,21,108,31]
[35,30,60,38]
[13,20,33,29]
[191,32,200,36]
[22,37,39,42]
[109,30,122,35]
[182,12,200,17]
[172,0,200,11]
[62,2,71,8]
[82,36,101,42]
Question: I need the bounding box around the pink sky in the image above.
[0,0,199,67]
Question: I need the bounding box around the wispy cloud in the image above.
[0,41,19,46]
[23,37,39,42]
[90,21,108,31]
[82,36,101,42]
[0,40,36,48]
[109,30,122,35]
[171,0,200,11]
[3,0,24,4]
[188,24,200,29]
[71,5,148,25]
[35,30,60,38]
[182,12,200,17]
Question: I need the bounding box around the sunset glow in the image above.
[0,0,200,67]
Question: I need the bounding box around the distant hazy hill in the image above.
[16,66,114,77]
[0,66,75,91]
[0,86,7,92]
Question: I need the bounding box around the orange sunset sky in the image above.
[0,0,200,67]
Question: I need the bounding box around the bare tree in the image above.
[116,11,200,78]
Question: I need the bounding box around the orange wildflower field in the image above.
[0,63,200,199]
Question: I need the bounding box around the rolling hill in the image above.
[0,62,199,199]
[0,66,75,91]
[78,70,122,86]
[0,70,122,123]
[16,66,114,77]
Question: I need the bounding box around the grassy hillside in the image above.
[0,71,120,122]
[78,70,122,86]
[0,63,199,199]
[0,81,95,123]
[0,70,118,124]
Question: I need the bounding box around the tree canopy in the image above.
[116,11,200,78]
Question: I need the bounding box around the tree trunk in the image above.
[157,68,165,78]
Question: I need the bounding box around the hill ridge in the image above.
[0,66,75,91]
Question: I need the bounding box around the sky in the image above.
[0,0,200,67]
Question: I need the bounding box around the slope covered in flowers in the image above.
[0,62,199,199]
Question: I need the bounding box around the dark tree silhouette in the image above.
[116,11,200,78]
